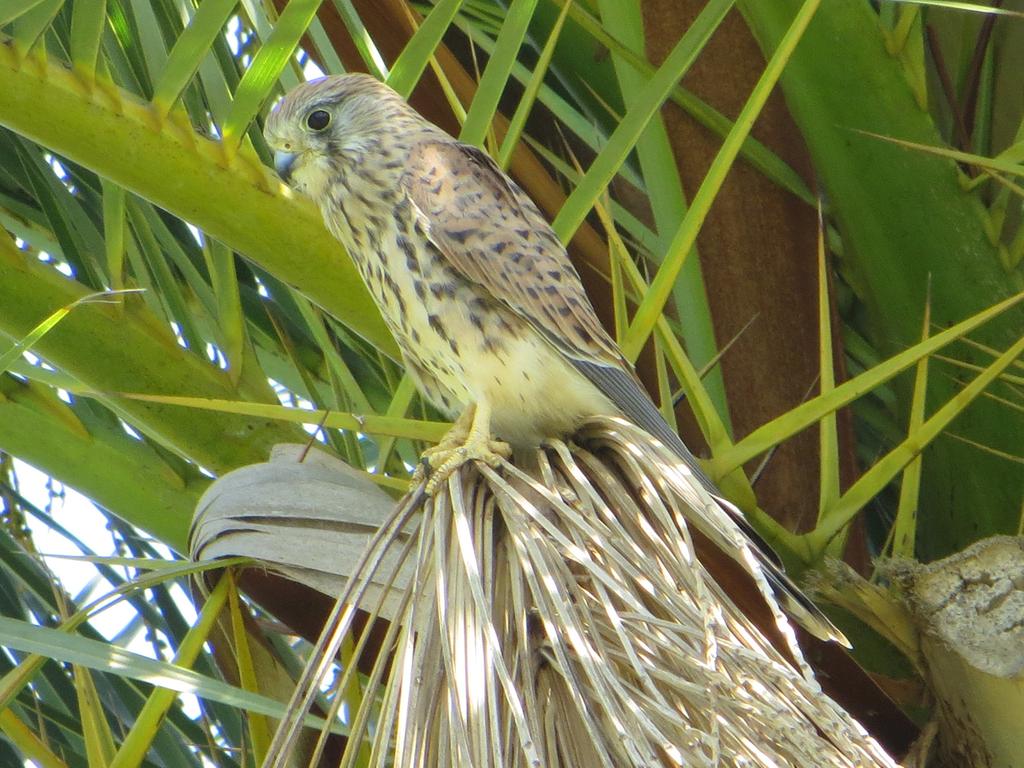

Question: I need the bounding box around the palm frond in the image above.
[196,422,895,767]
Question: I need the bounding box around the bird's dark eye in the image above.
[306,109,331,131]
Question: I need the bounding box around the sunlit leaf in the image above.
[221,0,324,151]
[0,616,345,732]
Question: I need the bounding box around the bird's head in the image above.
[263,73,416,195]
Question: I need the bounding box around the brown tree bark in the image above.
[641,2,861,542]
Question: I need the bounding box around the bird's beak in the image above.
[274,150,298,184]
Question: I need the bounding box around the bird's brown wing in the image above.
[401,140,622,366]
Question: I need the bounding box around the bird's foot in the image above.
[410,410,473,489]
[412,430,511,495]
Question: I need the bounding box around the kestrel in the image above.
[264,73,843,644]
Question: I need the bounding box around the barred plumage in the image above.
[264,73,845,646]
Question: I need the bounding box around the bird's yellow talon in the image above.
[419,438,511,495]
[413,418,511,495]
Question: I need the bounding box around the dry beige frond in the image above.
[194,422,896,767]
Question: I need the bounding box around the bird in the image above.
[263,72,846,646]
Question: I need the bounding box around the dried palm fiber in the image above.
[197,419,896,767]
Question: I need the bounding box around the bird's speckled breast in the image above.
[317,147,612,446]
